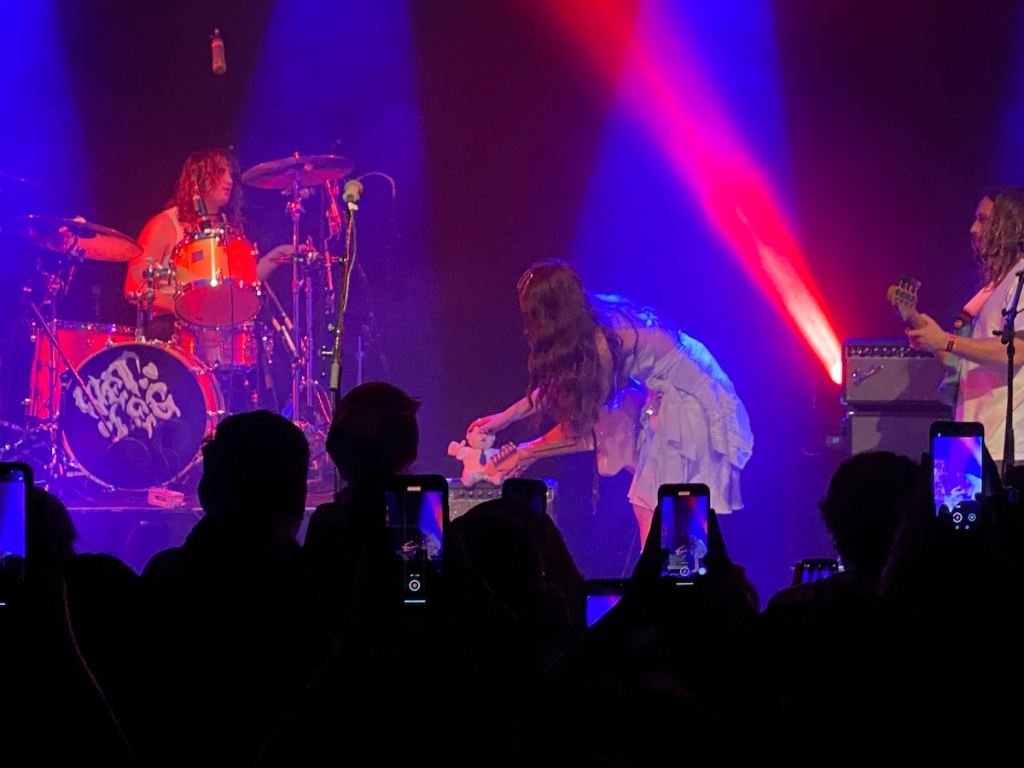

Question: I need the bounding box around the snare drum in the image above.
[29,321,135,420]
[174,322,259,369]
[61,341,224,490]
[172,227,260,327]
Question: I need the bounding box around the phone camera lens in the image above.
[952,512,963,523]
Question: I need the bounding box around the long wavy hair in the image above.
[166,148,244,232]
[976,186,1024,286]
[518,261,622,436]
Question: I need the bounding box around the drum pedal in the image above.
[148,487,186,509]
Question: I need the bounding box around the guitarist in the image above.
[907,188,1024,473]
[468,260,753,544]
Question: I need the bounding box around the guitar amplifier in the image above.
[844,411,950,459]
[446,478,558,522]
[842,339,950,408]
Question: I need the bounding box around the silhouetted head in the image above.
[198,411,309,529]
[29,486,78,563]
[449,498,585,663]
[819,451,918,578]
[325,382,420,490]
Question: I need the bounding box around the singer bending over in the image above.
[124,147,293,339]
[470,260,754,544]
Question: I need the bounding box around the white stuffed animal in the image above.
[447,427,499,487]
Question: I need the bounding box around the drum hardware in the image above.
[1,215,146,484]
[132,259,175,341]
[241,154,353,430]
[260,280,300,362]
[171,224,260,328]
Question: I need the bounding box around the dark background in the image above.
[2,0,1021,598]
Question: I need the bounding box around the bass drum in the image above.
[61,342,224,490]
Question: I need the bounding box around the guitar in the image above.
[886,274,925,328]
[483,386,646,481]
[886,273,964,404]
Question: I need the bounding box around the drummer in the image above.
[124,147,292,340]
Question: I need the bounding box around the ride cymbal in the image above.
[240,154,354,190]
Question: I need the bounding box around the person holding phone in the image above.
[470,260,753,544]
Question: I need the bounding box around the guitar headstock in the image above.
[886,274,921,321]
[485,442,519,480]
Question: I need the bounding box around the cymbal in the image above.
[0,169,51,195]
[10,215,142,262]
[241,154,354,190]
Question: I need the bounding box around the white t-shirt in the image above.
[956,260,1024,460]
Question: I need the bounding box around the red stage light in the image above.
[535,0,843,384]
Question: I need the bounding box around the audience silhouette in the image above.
[8,404,1024,764]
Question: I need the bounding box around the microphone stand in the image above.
[998,267,1024,484]
[328,198,356,491]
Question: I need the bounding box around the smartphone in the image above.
[658,483,710,579]
[930,421,985,530]
[584,579,628,627]
[0,463,31,560]
[795,558,840,585]
[501,478,547,516]
[385,474,449,604]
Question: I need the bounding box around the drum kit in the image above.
[0,154,361,495]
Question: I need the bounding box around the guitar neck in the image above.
[903,305,925,329]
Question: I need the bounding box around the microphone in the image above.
[211,29,227,75]
[192,185,209,218]
[342,179,363,209]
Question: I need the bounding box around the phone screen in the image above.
[501,478,547,516]
[0,467,28,559]
[932,431,983,529]
[385,484,446,604]
[586,594,621,627]
[584,579,628,627]
[799,559,839,584]
[660,486,710,578]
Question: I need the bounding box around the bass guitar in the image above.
[886,273,965,403]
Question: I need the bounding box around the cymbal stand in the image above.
[287,179,305,422]
[11,240,116,480]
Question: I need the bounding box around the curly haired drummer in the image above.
[124,147,290,339]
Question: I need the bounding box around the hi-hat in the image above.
[241,154,354,190]
[10,215,142,262]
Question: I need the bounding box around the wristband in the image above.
[946,334,957,353]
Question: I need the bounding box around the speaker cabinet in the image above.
[845,409,951,458]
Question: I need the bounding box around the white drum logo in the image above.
[73,352,181,439]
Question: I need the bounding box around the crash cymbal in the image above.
[241,154,354,190]
[11,215,142,262]
[0,169,51,195]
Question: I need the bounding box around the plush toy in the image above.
[447,427,499,487]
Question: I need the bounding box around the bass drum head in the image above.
[61,342,222,490]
